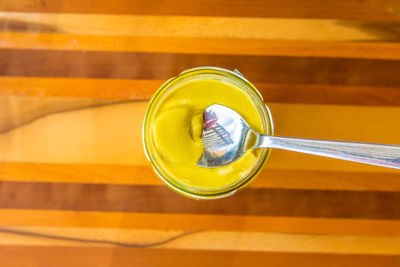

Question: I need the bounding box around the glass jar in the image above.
[142,67,274,199]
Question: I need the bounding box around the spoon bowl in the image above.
[198,104,258,167]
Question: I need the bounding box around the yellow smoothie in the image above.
[149,78,265,189]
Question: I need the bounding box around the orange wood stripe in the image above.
[1,247,399,267]
[1,209,400,235]
[3,33,400,60]
[253,169,400,192]
[1,162,400,192]
[0,163,160,186]
[0,0,398,21]
[0,77,161,100]
[1,77,400,106]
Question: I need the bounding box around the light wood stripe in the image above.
[1,162,400,192]
[3,33,400,60]
[0,96,126,133]
[1,12,400,41]
[1,0,398,21]
[1,209,400,235]
[0,226,400,255]
[1,98,399,174]
[1,77,400,107]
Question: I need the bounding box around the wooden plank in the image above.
[0,0,398,21]
[0,96,125,133]
[1,98,399,174]
[0,77,162,100]
[0,182,399,219]
[3,33,400,61]
[3,50,400,87]
[0,163,161,186]
[2,209,400,235]
[0,3,399,266]
[0,247,398,267]
[258,83,400,106]
[0,226,400,254]
[2,77,400,106]
[1,13,400,41]
[2,162,400,192]
[0,99,148,165]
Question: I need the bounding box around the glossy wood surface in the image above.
[0,0,400,266]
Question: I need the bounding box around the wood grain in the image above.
[0,0,395,20]
[1,226,400,255]
[2,77,400,106]
[0,96,125,133]
[2,13,400,41]
[0,182,399,219]
[0,247,399,267]
[2,162,400,192]
[2,209,400,235]
[3,34,400,61]
[1,0,398,20]
[3,50,400,87]
[1,0,400,264]
[4,34,400,60]
[0,77,162,100]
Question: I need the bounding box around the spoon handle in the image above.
[257,135,400,169]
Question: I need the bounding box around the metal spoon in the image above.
[197,104,400,169]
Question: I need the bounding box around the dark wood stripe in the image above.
[0,0,398,21]
[2,50,400,88]
[0,182,399,220]
[0,246,399,267]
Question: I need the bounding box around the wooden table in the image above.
[1,1,400,266]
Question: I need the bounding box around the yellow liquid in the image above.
[151,79,264,189]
